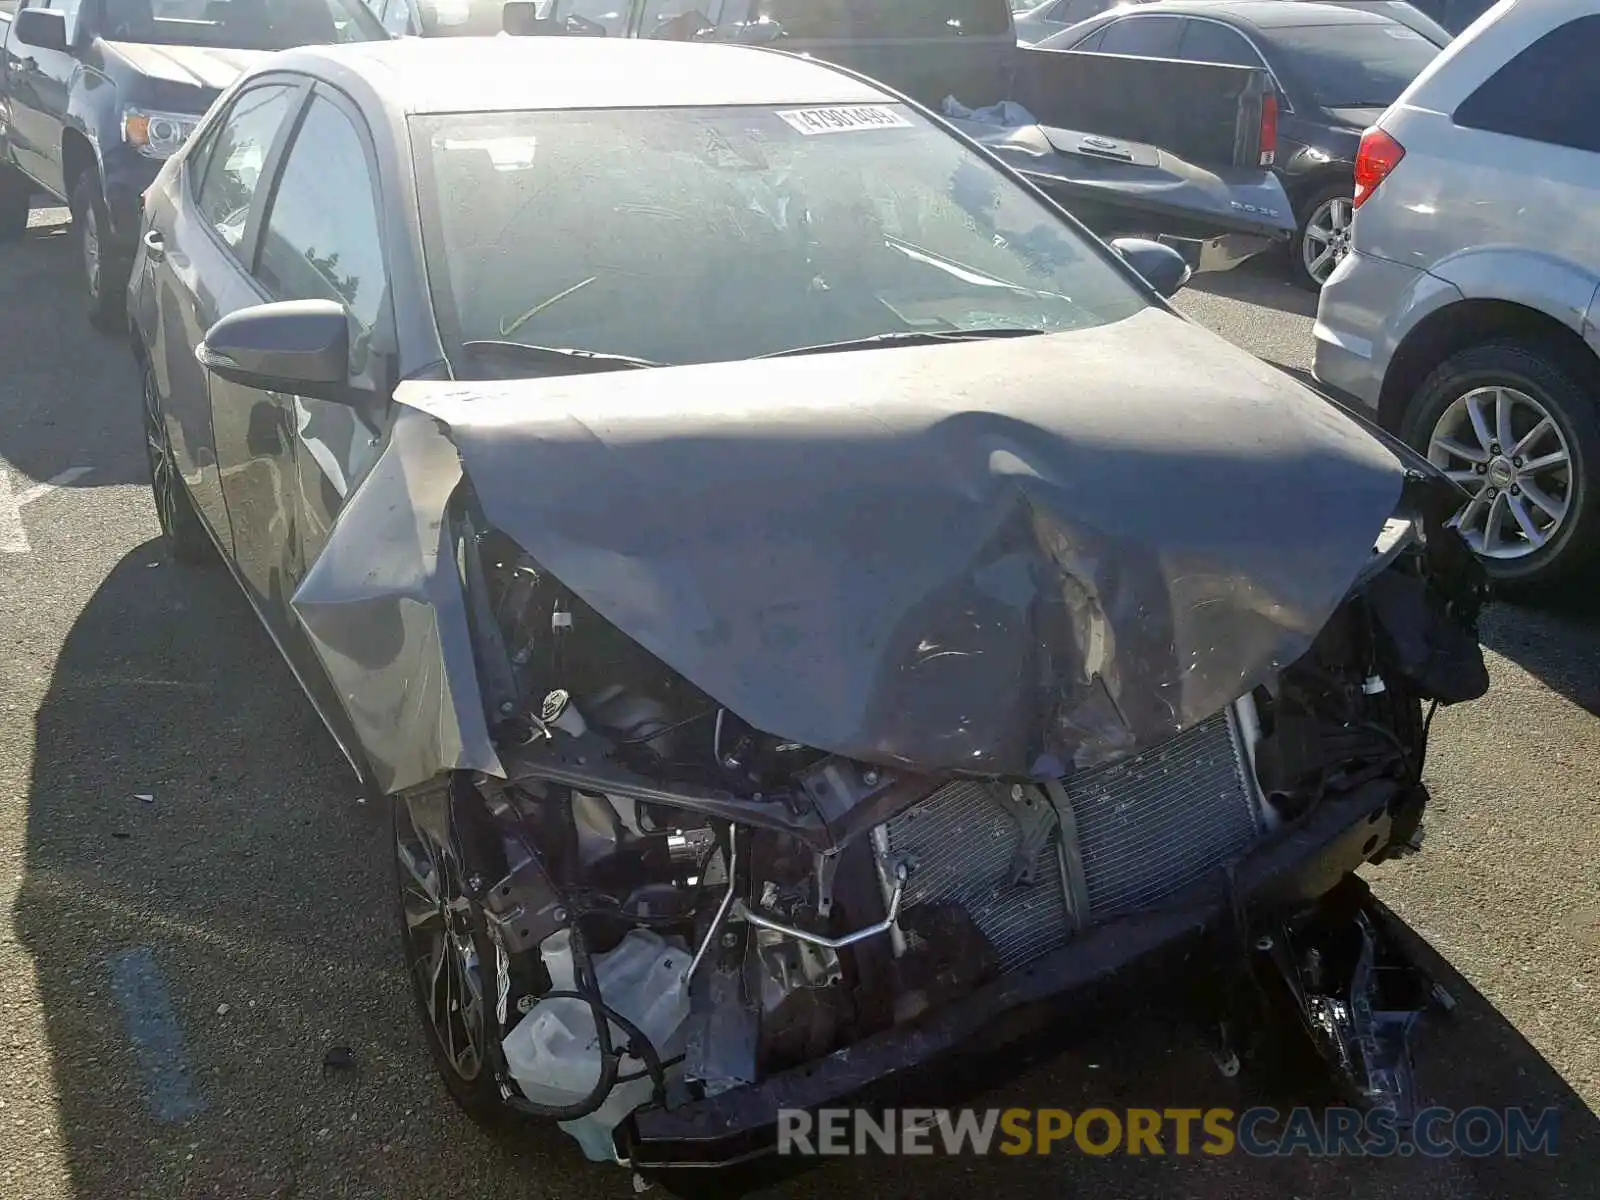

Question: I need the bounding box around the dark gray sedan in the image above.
[128,35,1489,1174]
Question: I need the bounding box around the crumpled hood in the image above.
[373,306,1405,781]
[103,41,268,96]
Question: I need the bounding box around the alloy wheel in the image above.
[82,199,102,300]
[396,798,488,1082]
[1301,195,1353,286]
[142,371,182,538]
[1426,385,1573,560]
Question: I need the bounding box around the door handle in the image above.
[142,229,165,261]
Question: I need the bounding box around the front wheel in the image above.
[70,171,129,333]
[394,788,511,1125]
[1291,184,1354,292]
[1399,339,1600,599]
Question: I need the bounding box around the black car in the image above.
[0,0,388,329]
[1038,0,1442,289]
[129,34,1486,1175]
[1017,0,1452,48]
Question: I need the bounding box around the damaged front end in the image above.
[398,482,1484,1170]
[294,327,1489,1168]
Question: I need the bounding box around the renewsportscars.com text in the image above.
[776,1106,1560,1158]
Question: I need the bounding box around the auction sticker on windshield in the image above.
[776,106,913,135]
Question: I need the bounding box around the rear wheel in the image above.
[0,163,30,242]
[1291,183,1354,292]
[141,364,212,564]
[70,171,129,333]
[1399,339,1600,599]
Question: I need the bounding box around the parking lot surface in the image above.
[1,208,1596,1200]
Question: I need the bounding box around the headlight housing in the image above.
[121,107,201,159]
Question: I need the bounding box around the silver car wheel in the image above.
[397,800,487,1082]
[1427,385,1573,560]
[1301,195,1353,286]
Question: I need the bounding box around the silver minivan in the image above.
[1312,0,1600,598]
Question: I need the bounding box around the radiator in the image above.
[881,710,1260,973]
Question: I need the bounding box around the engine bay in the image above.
[415,511,1487,1162]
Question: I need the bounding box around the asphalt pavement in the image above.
[1,207,1597,1200]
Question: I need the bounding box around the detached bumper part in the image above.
[622,778,1410,1168]
[1262,894,1435,1126]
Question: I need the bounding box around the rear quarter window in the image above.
[1452,15,1600,154]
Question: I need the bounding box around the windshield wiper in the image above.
[759,328,1046,359]
[460,340,665,374]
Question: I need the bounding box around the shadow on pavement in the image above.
[15,542,1600,1199]
[1189,258,1318,320]
[1477,598,1600,717]
[0,207,144,491]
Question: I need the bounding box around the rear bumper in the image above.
[623,777,1405,1171]
[1312,250,1429,414]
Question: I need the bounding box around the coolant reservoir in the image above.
[501,927,691,1161]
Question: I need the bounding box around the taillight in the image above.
[1353,127,1405,208]
[1259,92,1278,167]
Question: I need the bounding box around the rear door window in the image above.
[1093,14,1184,57]
[193,82,300,254]
[1452,15,1600,155]
[1177,18,1260,67]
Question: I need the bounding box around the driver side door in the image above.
[245,84,393,583]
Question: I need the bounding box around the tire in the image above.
[1398,339,1600,600]
[0,163,30,243]
[1290,182,1354,292]
[69,170,129,333]
[140,364,213,564]
[393,788,514,1127]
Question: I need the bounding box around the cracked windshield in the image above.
[414,104,1149,374]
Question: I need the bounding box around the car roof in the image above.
[1094,0,1397,30]
[265,36,895,115]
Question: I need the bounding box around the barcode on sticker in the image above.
[775,106,913,135]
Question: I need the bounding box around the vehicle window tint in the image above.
[194,82,299,253]
[1046,0,1107,24]
[185,121,221,202]
[1268,21,1437,109]
[255,95,387,336]
[415,105,1149,369]
[99,0,389,49]
[1095,14,1184,56]
[1452,15,1600,154]
[1066,24,1106,50]
[1178,18,1259,67]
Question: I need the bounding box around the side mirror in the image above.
[1110,237,1192,299]
[13,8,70,52]
[196,299,359,404]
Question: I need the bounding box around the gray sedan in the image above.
[128,34,1488,1173]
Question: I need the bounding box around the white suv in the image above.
[1312,0,1600,598]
